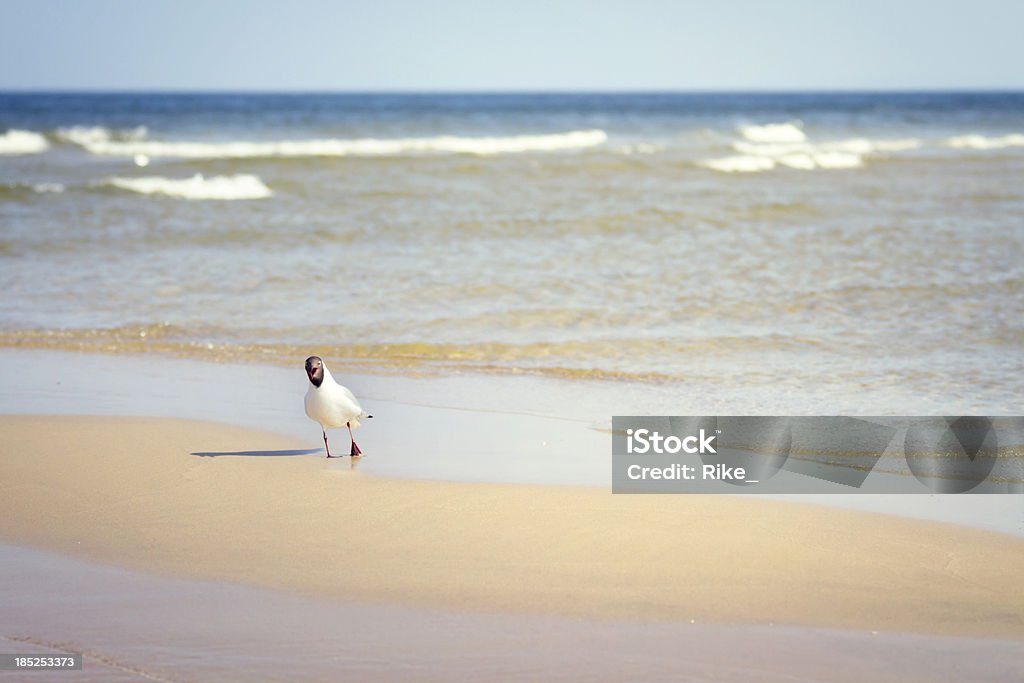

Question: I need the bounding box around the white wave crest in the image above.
[699,155,777,173]
[107,174,272,200]
[33,183,65,194]
[57,126,148,147]
[704,136,920,173]
[944,133,1024,150]
[739,122,807,144]
[736,137,920,157]
[0,129,49,155]
[67,129,608,159]
[701,149,867,174]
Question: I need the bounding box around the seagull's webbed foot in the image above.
[347,421,363,457]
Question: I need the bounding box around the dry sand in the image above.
[1,415,1022,639]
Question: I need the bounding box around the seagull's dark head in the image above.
[305,356,324,387]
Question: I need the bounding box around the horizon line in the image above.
[2,87,1023,96]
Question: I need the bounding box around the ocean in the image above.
[0,92,1022,413]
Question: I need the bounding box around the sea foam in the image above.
[739,122,807,143]
[944,134,1024,150]
[699,155,777,173]
[0,129,49,155]
[68,129,608,159]
[733,137,920,158]
[699,151,863,173]
[701,124,921,173]
[107,174,272,200]
[57,125,148,147]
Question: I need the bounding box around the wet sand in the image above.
[1,414,1022,640]
[2,349,1023,537]
[3,543,1022,683]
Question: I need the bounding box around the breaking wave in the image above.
[106,174,272,200]
[701,122,922,173]
[944,133,1024,150]
[64,128,609,159]
[699,153,864,173]
[0,129,49,155]
[56,125,148,147]
[733,137,921,157]
[739,121,807,143]
[699,155,778,173]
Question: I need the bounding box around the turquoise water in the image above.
[1,93,1022,411]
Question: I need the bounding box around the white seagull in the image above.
[304,355,371,457]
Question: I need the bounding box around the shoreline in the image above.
[2,347,1023,539]
[2,414,1023,639]
[0,330,686,385]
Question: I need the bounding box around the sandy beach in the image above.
[2,413,1022,640]
[3,19,1024,682]
[4,544,1022,683]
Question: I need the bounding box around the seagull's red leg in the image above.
[323,429,335,458]
[348,422,362,457]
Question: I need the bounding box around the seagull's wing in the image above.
[340,384,359,405]
[338,384,372,419]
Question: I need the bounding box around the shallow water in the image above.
[1,93,1022,410]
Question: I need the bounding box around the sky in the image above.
[1,0,1022,91]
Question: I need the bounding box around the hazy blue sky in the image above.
[2,0,1022,91]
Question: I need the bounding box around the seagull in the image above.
[304,356,371,458]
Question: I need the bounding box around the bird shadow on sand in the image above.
[191,448,323,458]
